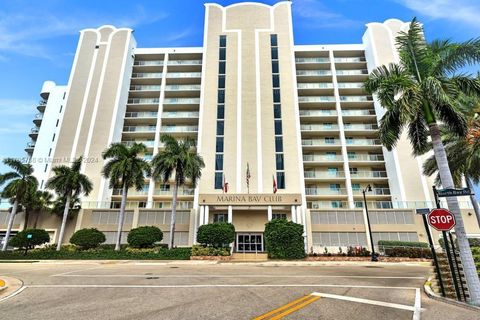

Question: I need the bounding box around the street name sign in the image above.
[436,188,472,197]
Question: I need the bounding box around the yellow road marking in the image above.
[0,279,5,287]
[253,294,320,320]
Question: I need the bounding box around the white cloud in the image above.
[0,99,37,116]
[293,0,359,28]
[396,0,480,28]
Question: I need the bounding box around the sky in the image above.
[0,0,479,197]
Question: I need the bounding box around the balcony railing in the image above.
[130,85,161,91]
[128,98,159,105]
[302,139,341,146]
[123,126,156,133]
[337,82,364,89]
[134,60,163,66]
[154,188,195,195]
[165,84,201,91]
[26,142,36,148]
[160,125,198,132]
[163,98,200,104]
[295,57,330,63]
[167,60,202,65]
[340,96,373,102]
[131,73,163,78]
[348,154,384,161]
[350,171,388,178]
[299,110,337,117]
[166,72,202,78]
[122,140,155,147]
[352,188,391,195]
[305,188,347,195]
[38,100,47,106]
[31,127,40,134]
[296,70,332,76]
[297,83,334,89]
[342,110,375,116]
[162,111,199,118]
[34,113,44,119]
[303,154,343,162]
[125,112,158,118]
[336,70,368,76]
[298,96,336,103]
[304,171,345,178]
[301,124,339,131]
[308,201,349,209]
[113,189,149,196]
[334,57,366,63]
[343,124,378,130]
[346,139,381,146]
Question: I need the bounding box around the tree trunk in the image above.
[115,184,128,251]
[56,195,71,251]
[33,210,40,229]
[23,208,30,231]
[2,199,19,251]
[466,175,480,229]
[430,123,480,305]
[169,180,178,249]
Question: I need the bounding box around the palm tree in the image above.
[151,134,204,249]
[31,190,54,229]
[0,158,38,251]
[364,18,480,304]
[423,99,480,228]
[46,157,92,251]
[102,143,150,251]
[21,186,48,230]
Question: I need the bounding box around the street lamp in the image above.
[362,184,377,262]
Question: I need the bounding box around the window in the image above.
[331,201,344,208]
[272,74,280,88]
[218,75,225,89]
[276,172,285,189]
[272,213,286,220]
[349,167,358,175]
[215,154,223,171]
[276,154,284,170]
[219,35,227,47]
[214,213,228,223]
[218,90,225,103]
[323,123,332,129]
[271,47,278,60]
[351,183,360,191]
[272,61,279,73]
[329,184,340,190]
[275,137,283,152]
[219,61,226,74]
[274,104,281,118]
[55,119,59,127]
[217,105,224,119]
[270,34,278,46]
[273,89,281,102]
[214,172,223,189]
[219,48,226,60]
[325,137,335,144]
[48,148,52,157]
[217,120,224,135]
[327,167,338,175]
[216,137,224,152]
[326,151,336,160]
[347,151,356,160]
[346,137,353,144]
[274,120,283,135]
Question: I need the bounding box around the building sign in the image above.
[199,194,302,206]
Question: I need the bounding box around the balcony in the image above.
[167,60,202,65]
[134,60,163,66]
[337,82,364,89]
[334,57,366,63]
[125,112,158,119]
[350,171,388,179]
[336,70,368,76]
[160,125,198,133]
[33,113,43,125]
[342,110,376,116]
[305,188,347,195]
[296,70,332,76]
[112,189,149,196]
[348,154,384,162]
[166,72,202,78]
[298,96,336,103]
[154,188,195,196]
[25,141,36,153]
[343,124,378,131]
[131,73,163,79]
[130,85,161,91]
[301,124,339,131]
[123,126,156,133]
[165,84,201,91]
[128,98,159,105]
[352,188,391,196]
[302,139,341,147]
[299,110,337,117]
[29,127,40,139]
[303,154,343,162]
[163,98,200,105]
[37,100,47,112]
[295,57,330,63]
[346,139,381,146]
[308,201,349,209]
[340,96,372,102]
[162,111,199,118]
[122,140,155,148]
[304,171,345,179]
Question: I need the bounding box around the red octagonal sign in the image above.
[428,209,456,231]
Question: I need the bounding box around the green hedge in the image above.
[0,246,191,260]
[70,228,106,249]
[9,229,50,250]
[264,219,305,259]
[378,240,428,248]
[384,247,432,258]
[197,223,235,247]
[191,245,230,256]
[127,226,163,248]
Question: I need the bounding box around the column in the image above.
[296,206,302,225]
[228,205,233,223]
[267,205,273,221]
[291,206,297,223]
[204,205,210,225]
[199,206,205,226]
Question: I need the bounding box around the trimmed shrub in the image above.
[264,219,305,259]
[127,226,163,248]
[384,247,432,259]
[192,245,230,256]
[70,228,106,249]
[9,229,50,251]
[378,240,428,248]
[197,223,235,248]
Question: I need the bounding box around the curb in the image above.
[423,276,480,311]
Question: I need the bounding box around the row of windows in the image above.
[311,211,364,225]
[212,213,287,223]
[369,210,415,225]
[138,211,190,225]
[215,35,227,189]
[312,232,368,247]
[271,34,285,190]
[373,232,418,244]
[91,211,134,225]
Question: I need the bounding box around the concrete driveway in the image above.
[0,261,477,319]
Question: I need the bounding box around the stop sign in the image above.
[428,209,456,231]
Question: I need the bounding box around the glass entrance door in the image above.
[236,233,263,252]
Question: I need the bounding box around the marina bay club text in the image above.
[199,194,301,205]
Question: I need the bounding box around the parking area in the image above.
[0,261,477,319]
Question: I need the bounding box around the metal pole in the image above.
[422,214,446,297]
[448,232,467,301]
[363,189,377,262]
[443,230,462,300]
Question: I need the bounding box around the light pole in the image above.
[362,184,377,261]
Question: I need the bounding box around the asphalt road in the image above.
[0,261,478,319]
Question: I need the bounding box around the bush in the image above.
[264,219,305,259]
[192,245,231,256]
[384,247,432,259]
[347,246,371,257]
[9,229,50,251]
[378,240,428,248]
[127,226,163,248]
[70,228,106,249]
[197,223,235,248]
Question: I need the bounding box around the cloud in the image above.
[395,0,480,29]
[0,4,167,60]
[0,99,37,116]
[293,0,359,28]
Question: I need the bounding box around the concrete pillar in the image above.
[204,205,209,224]
[267,205,273,221]
[291,206,296,223]
[228,205,233,223]
[199,206,205,226]
[296,206,302,225]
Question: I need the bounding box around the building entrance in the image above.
[236,233,264,252]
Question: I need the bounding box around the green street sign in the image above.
[436,188,473,197]
[416,208,431,215]
[26,234,33,239]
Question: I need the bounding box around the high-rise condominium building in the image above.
[2,1,479,251]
